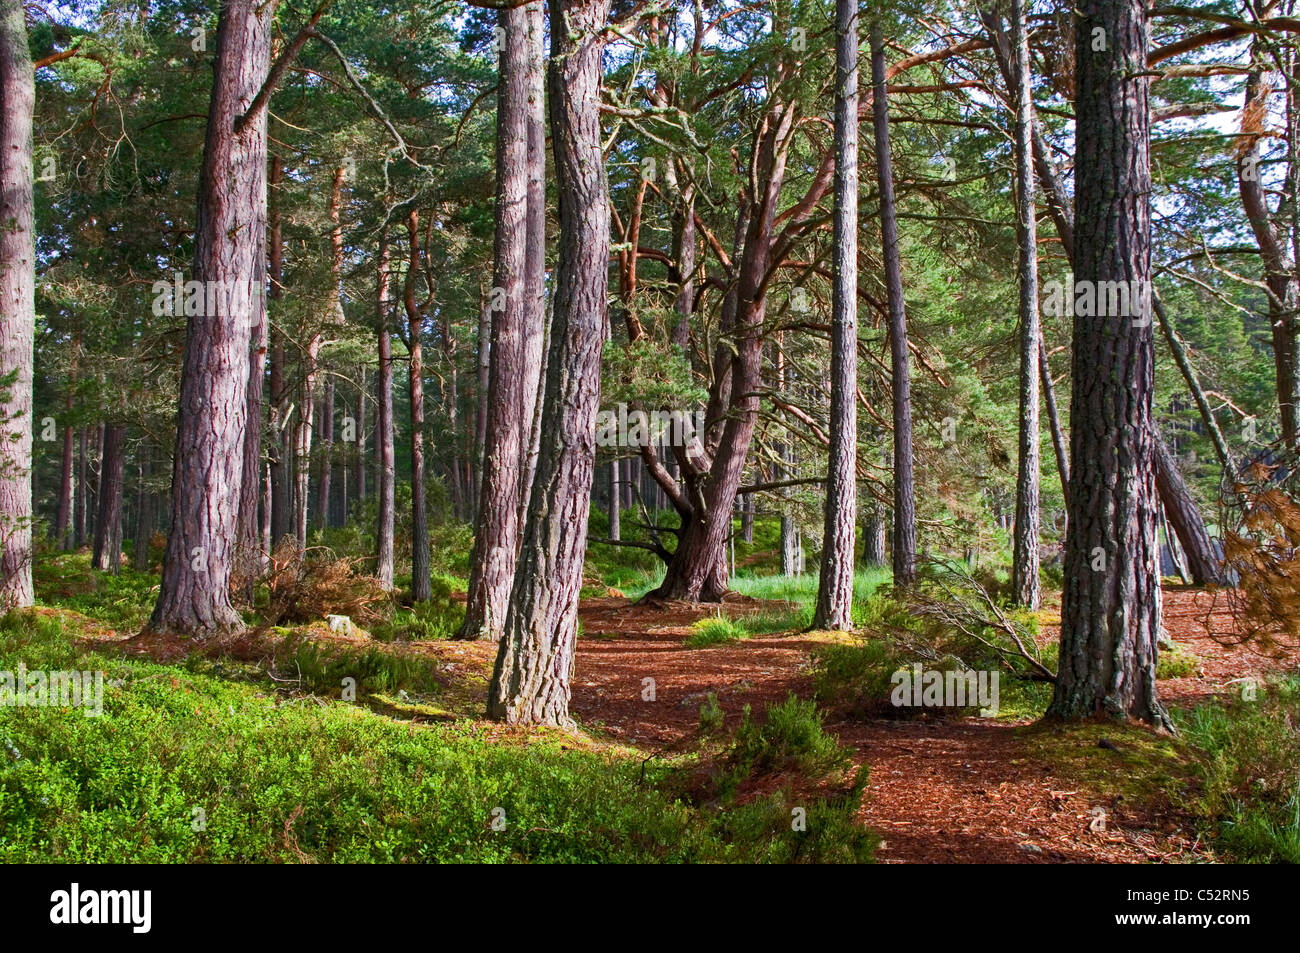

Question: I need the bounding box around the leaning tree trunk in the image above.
[1048,0,1169,728]
[374,233,396,588]
[404,209,431,603]
[460,1,533,639]
[92,424,126,573]
[1009,0,1041,609]
[870,20,916,587]
[813,0,859,631]
[0,0,33,609]
[1240,66,1300,453]
[150,0,271,637]
[488,0,610,727]
[1155,436,1222,585]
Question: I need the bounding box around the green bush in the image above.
[813,640,909,715]
[0,610,869,863]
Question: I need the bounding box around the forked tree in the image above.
[488,0,610,726]
[460,0,545,640]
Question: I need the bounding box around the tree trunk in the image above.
[150,0,271,637]
[56,394,74,550]
[316,375,334,528]
[1155,436,1222,585]
[609,458,621,540]
[132,442,153,572]
[404,210,431,603]
[0,0,34,608]
[519,0,547,520]
[1239,66,1300,452]
[1048,0,1169,728]
[813,0,860,630]
[488,0,610,726]
[460,3,536,639]
[356,367,366,503]
[375,233,396,588]
[1009,0,1041,609]
[238,230,268,590]
[92,424,126,573]
[75,426,88,548]
[268,155,292,547]
[1039,329,1070,508]
[870,20,916,587]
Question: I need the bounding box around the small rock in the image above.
[1018,842,1043,855]
[1097,737,1119,751]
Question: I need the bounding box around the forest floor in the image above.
[397,587,1296,864]
[56,572,1297,864]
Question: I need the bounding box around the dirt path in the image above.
[568,590,1292,864]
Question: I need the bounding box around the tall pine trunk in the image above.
[1010,0,1041,608]
[813,0,859,630]
[870,20,916,587]
[0,0,34,608]
[1048,0,1169,728]
[150,0,271,637]
[488,0,610,726]
[404,210,431,602]
[460,2,542,639]
[374,234,396,588]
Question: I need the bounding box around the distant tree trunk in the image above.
[375,233,396,588]
[75,426,88,548]
[92,424,126,573]
[356,367,366,504]
[316,376,334,528]
[863,498,887,567]
[813,0,860,630]
[150,0,271,637]
[268,155,292,547]
[870,20,916,587]
[0,0,35,608]
[1009,0,1041,609]
[609,458,621,540]
[473,289,491,512]
[132,443,152,572]
[404,210,431,603]
[1049,0,1169,728]
[460,3,534,639]
[488,0,610,726]
[56,395,74,550]
[519,0,547,519]
[1239,66,1300,452]
[1039,330,1070,508]
[238,233,268,590]
[741,494,754,543]
[1155,437,1222,585]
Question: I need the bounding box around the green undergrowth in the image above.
[0,610,873,863]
